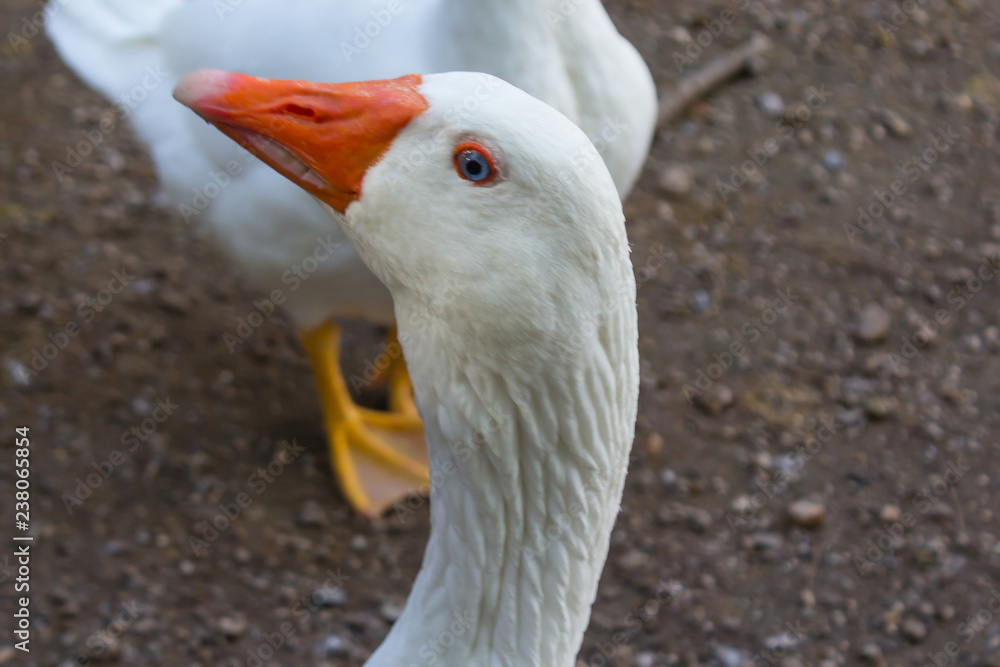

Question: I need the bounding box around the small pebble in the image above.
[682,505,713,533]
[859,642,885,664]
[380,600,404,623]
[865,396,897,420]
[619,549,650,569]
[217,615,248,639]
[659,164,693,197]
[857,303,891,342]
[788,500,826,528]
[822,149,844,171]
[689,290,711,313]
[157,288,191,314]
[636,652,658,667]
[757,92,786,116]
[318,635,348,657]
[879,505,902,523]
[800,589,816,607]
[902,618,927,643]
[848,126,867,152]
[80,633,121,661]
[313,585,347,608]
[714,645,747,667]
[877,109,914,138]
[298,500,328,528]
[746,532,784,552]
[692,384,734,415]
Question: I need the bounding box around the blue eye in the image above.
[454,143,497,184]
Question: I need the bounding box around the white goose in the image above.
[173,68,638,665]
[46,0,655,515]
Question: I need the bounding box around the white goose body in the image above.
[46,0,655,329]
[173,69,639,665]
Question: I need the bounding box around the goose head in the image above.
[175,70,639,666]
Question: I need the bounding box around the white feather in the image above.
[46,0,655,328]
[331,73,638,666]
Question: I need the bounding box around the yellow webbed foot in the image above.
[383,328,419,419]
[301,322,428,517]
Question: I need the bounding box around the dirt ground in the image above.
[1,0,1000,665]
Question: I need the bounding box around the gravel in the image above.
[3,0,998,665]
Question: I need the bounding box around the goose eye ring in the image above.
[454,143,498,184]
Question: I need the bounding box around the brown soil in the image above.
[1,1,999,666]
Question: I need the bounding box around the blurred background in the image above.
[1,0,999,665]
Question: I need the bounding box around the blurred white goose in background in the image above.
[173,68,639,665]
[46,0,656,515]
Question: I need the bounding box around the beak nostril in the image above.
[281,103,317,118]
[176,72,427,214]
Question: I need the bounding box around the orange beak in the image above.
[173,70,428,213]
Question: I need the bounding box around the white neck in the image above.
[364,251,639,667]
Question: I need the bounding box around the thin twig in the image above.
[658,33,772,126]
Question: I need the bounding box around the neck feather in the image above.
[366,260,638,667]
